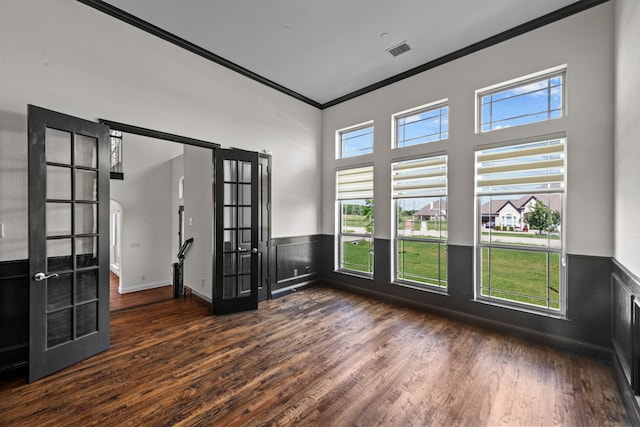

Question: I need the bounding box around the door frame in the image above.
[257,153,272,301]
[99,120,272,305]
[99,119,220,308]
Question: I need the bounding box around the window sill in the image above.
[391,281,449,296]
[473,297,567,320]
[335,269,374,281]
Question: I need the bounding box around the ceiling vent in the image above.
[386,41,411,57]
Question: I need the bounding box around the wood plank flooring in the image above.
[0,285,629,426]
[110,271,174,311]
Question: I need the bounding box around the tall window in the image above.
[393,101,448,148]
[392,155,447,289]
[337,166,374,276]
[338,122,374,159]
[476,137,566,313]
[478,68,564,133]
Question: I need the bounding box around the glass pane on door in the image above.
[45,128,71,165]
[75,135,98,168]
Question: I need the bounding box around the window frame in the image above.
[392,99,449,149]
[335,165,374,278]
[391,154,448,291]
[474,136,567,316]
[336,121,374,159]
[476,65,566,134]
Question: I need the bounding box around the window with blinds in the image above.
[392,155,447,199]
[336,166,374,276]
[336,165,374,200]
[475,137,566,314]
[392,155,448,289]
[476,138,565,195]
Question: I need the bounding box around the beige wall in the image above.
[614,0,640,276]
[0,0,322,262]
[322,3,614,258]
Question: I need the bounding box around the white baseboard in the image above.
[186,287,212,303]
[110,265,121,277]
[119,280,171,294]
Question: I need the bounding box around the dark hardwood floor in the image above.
[110,270,174,311]
[0,285,629,426]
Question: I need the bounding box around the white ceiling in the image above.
[102,0,580,106]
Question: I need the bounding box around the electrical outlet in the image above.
[201,277,205,287]
[0,223,4,238]
[293,269,298,276]
[141,275,146,281]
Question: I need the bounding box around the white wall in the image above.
[0,0,322,262]
[614,0,640,276]
[110,134,183,292]
[322,3,614,257]
[183,146,214,299]
[171,155,184,265]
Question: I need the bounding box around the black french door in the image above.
[28,105,110,382]
[214,149,259,314]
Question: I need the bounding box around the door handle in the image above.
[34,272,59,282]
[238,248,258,254]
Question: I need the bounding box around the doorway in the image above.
[107,126,209,311]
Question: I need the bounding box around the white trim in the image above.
[119,280,171,294]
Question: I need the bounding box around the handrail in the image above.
[173,237,194,298]
[177,237,194,259]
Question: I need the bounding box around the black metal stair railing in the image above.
[173,237,194,298]
[110,129,124,180]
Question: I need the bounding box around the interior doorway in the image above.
[108,129,193,311]
[103,120,272,314]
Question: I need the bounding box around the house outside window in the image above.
[337,122,374,159]
[392,155,447,289]
[476,137,566,314]
[336,165,374,276]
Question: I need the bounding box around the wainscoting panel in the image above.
[270,235,320,295]
[611,260,640,425]
[0,259,29,375]
[612,272,634,386]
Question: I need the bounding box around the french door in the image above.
[214,149,259,314]
[28,105,110,382]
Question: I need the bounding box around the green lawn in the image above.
[482,247,560,309]
[342,239,561,310]
[397,240,446,287]
[343,214,369,229]
[341,238,374,273]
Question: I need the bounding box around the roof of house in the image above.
[480,194,562,215]
[414,199,448,217]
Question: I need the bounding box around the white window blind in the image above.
[476,138,565,195]
[336,165,374,200]
[392,155,447,199]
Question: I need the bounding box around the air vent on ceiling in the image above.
[386,41,411,57]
